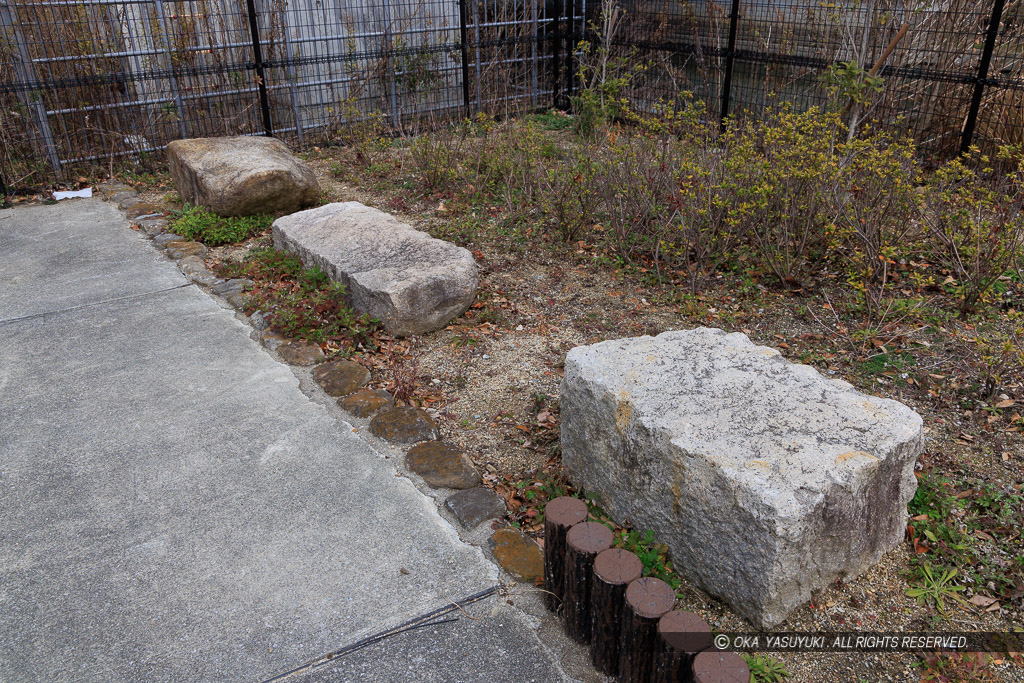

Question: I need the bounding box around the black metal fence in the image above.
[0,0,586,190]
[1,0,1022,192]
[612,0,1023,162]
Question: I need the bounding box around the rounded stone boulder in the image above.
[489,528,544,583]
[405,442,480,489]
[369,406,437,444]
[167,136,320,217]
[312,360,370,397]
[338,388,394,418]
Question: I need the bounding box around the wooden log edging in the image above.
[692,650,751,683]
[654,610,712,683]
[543,496,588,612]
[618,577,676,683]
[564,521,614,643]
[590,548,643,676]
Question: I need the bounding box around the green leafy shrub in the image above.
[170,205,273,246]
[738,107,844,287]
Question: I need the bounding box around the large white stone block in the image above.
[272,202,477,336]
[560,328,923,628]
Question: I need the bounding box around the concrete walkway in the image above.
[0,200,579,682]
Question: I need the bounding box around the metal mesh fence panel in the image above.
[1,0,1021,189]
[0,0,579,187]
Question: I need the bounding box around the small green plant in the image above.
[906,562,967,618]
[219,248,377,345]
[742,653,791,682]
[616,529,681,593]
[973,315,1024,397]
[170,205,273,246]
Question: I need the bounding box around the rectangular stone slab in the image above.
[560,328,923,628]
[272,202,478,336]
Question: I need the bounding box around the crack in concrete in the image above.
[0,284,189,326]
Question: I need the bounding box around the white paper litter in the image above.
[53,188,93,200]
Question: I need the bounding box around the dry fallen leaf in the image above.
[969,594,997,608]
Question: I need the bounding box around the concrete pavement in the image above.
[0,200,586,682]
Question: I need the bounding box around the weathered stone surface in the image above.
[225,293,248,310]
[338,389,394,418]
[312,360,370,397]
[249,311,271,331]
[137,217,169,237]
[259,329,288,352]
[489,528,543,582]
[278,340,324,366]
[272,202,478,336]
[167,136,320,217]
[125,202,162,220]
[154,232,184,247]
[211,278,254,297]
[177,255,221,287]
[164,240,207,260]
[560,327,924,628]
[97,180,132,198]
[406,442,481,490]
[112,191,138,207]
[446,487,506,530]
[369,406,438,445]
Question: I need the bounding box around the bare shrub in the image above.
[922,147,1024,316]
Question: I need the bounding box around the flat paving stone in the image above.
[125,202,162,220]
[489,528,544,583]
[164,240,207,260]
[210,278,253,297]
[445,487,506,530]
[337,388,394,418]
[178,255,220,286]
[369,406,438,445]
[311,359,370,397]
[406,442,481,490]
[154,232,184,247]
[278,340,325,366]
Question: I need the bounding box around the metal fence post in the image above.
[152,0,189,139]
[719,0,741,133]
[961,0,1005,154]
[550,0,563,107]
[245,0,274,136]
[458,0,471,118]
[565,0,576,103]
[0,0,61,175]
